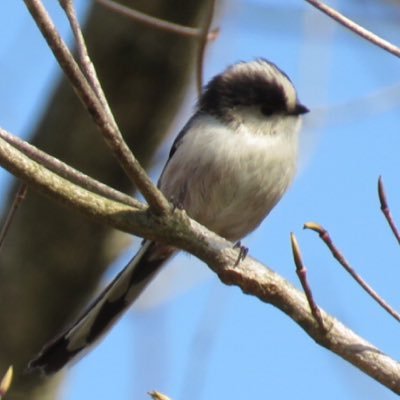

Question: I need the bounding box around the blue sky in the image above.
[1,1,400,399]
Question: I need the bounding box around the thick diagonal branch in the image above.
[0,131,400,395]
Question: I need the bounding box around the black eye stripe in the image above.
[200,74,288,117]
[261,103,284,116]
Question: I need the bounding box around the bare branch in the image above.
[23,0,169,214]
[304,0,400,58]
[0,133,400,393]
[196,0,217,94]
[0,183,27,252]
[291,233,326,331]
[0,128,141,209]
[378,176,400,246]
[304,222,400,323]
[59,0,111,115]
[96,0,219,40]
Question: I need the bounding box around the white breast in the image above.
[159,113,301,241]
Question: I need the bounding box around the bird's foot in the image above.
[169,195,184,211]
[233,241,248,266]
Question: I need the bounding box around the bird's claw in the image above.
[233,241,248,266]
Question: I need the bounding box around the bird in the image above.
[28,58,309,374]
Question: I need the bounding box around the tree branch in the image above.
[291,233,325,332]
[0,128,141,208]
[59,0,112,115]
[96,0,219,40]
[1,130,400,394]
[305,0,400,58]
[378,176,400,246]
[304,222,400,323]
[195,0,216,93]
[23,0,170,214]
[0,2,208,398]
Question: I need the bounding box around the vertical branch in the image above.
[59,0,113,115]
[196,0,217,94]
[290,233,325,331]
[23,0,170,214]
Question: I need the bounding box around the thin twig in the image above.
[290,233,325,331]
[96,0,219,41]
[304,222,400,323]
[196,0,217,94]
[304,0,400,58]
[24,0,169,214]
[378,176,400,246]
[59,0,112,114]
[0,128,142,209]
[0,184,27,252]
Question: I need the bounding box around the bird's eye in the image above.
[261,104,276,116]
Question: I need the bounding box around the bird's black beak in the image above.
[294,103,309,115]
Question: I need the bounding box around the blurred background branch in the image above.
[0,1,213,398]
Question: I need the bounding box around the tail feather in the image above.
[28,240,175,375]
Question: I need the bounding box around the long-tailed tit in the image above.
[29,59,309,374]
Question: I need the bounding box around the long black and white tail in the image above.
[28,240,175,375]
